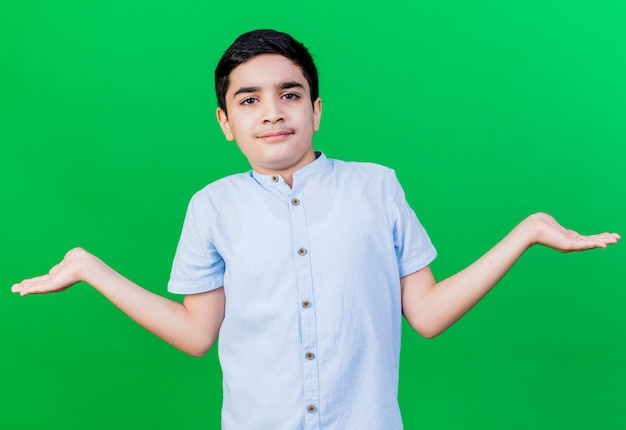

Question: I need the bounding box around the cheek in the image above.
[226,119,245,141]
[233,139,257,160]
[232,115,256,134]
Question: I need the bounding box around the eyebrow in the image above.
[278,81,304,90]
[233,86,259,97]
[232,81,305,97]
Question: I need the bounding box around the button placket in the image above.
[288,188,320,427]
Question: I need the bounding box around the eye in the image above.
[240,97,258,105]
[282,93,300,100]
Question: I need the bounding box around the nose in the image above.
[262,98,284,124]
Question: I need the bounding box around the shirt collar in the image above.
[251,151,330,188]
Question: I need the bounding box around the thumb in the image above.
[49,262,63,275]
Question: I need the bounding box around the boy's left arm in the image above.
[401,212,619,339]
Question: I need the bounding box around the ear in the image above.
[216,107,234,141]
[313,97,322,132]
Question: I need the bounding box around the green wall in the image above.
[2,1,624,429]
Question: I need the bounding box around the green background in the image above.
[2,1,625,429]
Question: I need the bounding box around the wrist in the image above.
[66,247,97,284]
[518,214,541,249]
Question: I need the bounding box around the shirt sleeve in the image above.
[389,170,437,277]
[167,193,225,294]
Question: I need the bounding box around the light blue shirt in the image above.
[168,152,436,430]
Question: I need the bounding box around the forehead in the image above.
[227,54,310,94]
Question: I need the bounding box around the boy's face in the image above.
[216,54,322,178]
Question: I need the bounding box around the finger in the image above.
[20,274,50,284]
[15,280,54,296]
[599,232,620,243]
[15,274,52,286]
[571,236,616,251]
[562,230,619,246]
[11,283,34,296]
[17,285,38,296]
[11,283,25,294]
[582,233,620,244]
[11,275,53,295]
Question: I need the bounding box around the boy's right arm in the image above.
[11,248,225,357]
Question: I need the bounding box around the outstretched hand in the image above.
[11,248,89,296]
[528,212,620,252]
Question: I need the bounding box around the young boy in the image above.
[12,30,619,430]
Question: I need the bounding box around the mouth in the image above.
[257,130,294,142]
